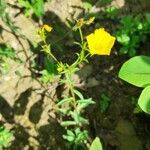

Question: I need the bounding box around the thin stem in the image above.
[65,71,77,109]
[43,40,58,62]
[79,27,83,44]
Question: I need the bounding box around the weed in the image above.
[0,126,13,149]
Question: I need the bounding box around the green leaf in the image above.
[78,116,89,125]
[44,57,57,74]
[61,121,77,127]
[100,94,111,113]
[75,130,88,144]
[63,135,74,142]
[77,99,95,112]
[90,137,103,150]
[32,0,44,17]
[138,86,150,114]
[0,126,13,147]
[70,111,80,124]
[119,56,150,87]
[57,97,73,106]
[82,2,92,12]
[73,89,84,100]
[117,34,130,45]
[57,108,69,115]
[67,130,75,137]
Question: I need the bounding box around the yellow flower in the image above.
[86,28,115,55]
[42,24,53,32]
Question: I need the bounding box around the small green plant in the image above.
[99,94,111,113]
[37,17,115,149]
[119,55,150,114]
[0,44,16,74]
[17,0,45,18]
[0,0,23,37]
[115,15,150,57]
[0,126,13,149]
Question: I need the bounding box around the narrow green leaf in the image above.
[77,98,95,104]
[63,135,74,142]
[61,121,77,127]
[138,86,150,114]
[57,98,73,106]
[57,108,69,115]
[75,130,88,143]
[77,99,95,112]
[71,111,80,124]
[73,89,84,100]
[78,116,89,125]
[119,56,150,87]
[67,130,75,137]
[90,137,103,150]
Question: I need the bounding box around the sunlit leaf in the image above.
[90,137,103,150]
[119,56,150,87]
[138,86,150,114]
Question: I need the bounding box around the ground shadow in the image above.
[0,95,14,123]
[13,88,32,115]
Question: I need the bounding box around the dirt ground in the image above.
[0,0,150,150]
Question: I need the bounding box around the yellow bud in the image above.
[86,17,95,25]
[42,24,53,32]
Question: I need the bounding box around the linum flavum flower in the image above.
[86,28,115,55]
[42,24,53,32]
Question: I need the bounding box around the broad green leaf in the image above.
[90,137,103,150]
[119,56,150,87]
[138,86,150,114]
[44,57,57,74]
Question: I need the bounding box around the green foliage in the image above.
[116,15,150,57]
[104,6,119,18]
[0,0,22,36]
[82,2,93,13]
[0,0,6,17]
[119,55,150,113]
[138,86,150,114]
[0,126,13,148]
[57,87,95,147]
[18,0,45,17]
[63,128,88,148]
[99,94,111,113]
[90,137,103,150]
[119,56,150,87]
[99,0,113,6]
[40,57,58,83]
[0,44,16,74]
